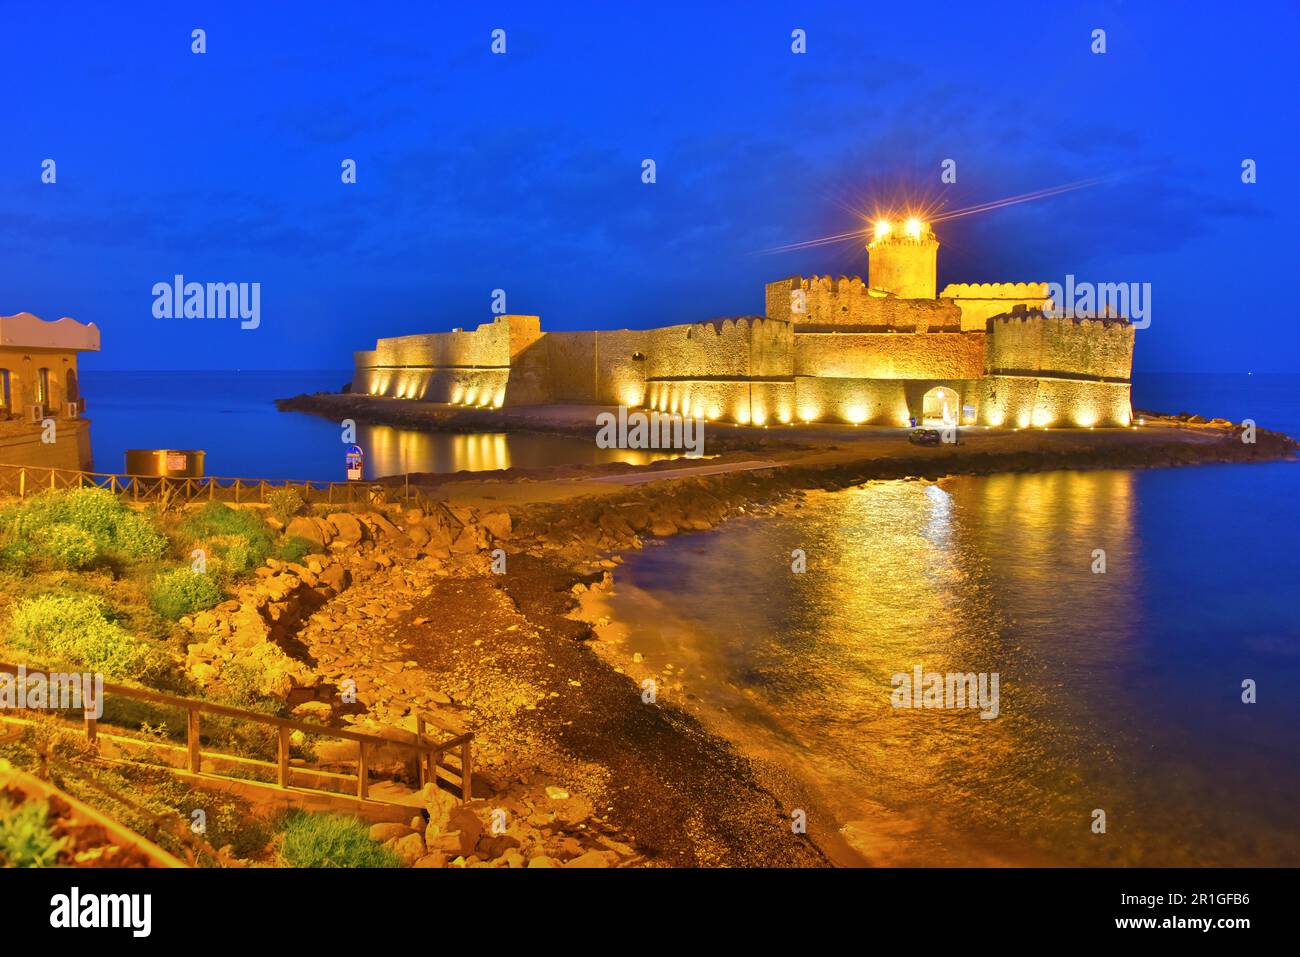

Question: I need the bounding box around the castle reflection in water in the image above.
[359,423,679,478]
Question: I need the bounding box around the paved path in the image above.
[589,459,782,485]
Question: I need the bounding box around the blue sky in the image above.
[2,1,1296,372]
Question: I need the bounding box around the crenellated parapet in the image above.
[765,276,961,331]
[645,315,793,381]
[986,307,1134,381]
[940,282,1052,332]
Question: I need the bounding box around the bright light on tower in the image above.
[873,220,891,241]
[904,217,923,239]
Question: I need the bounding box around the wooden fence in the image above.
[0,662,472,804]
[0,463,417,507]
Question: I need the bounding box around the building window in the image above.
[0,369,9,412]
[36,367,50,406]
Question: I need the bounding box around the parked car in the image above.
[908,428,944,446]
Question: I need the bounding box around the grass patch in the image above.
[0,795,65,868]
[0,488,167,572]
[178,503,274,575]
[149,568,223,620]
[8,592,169,683]
[33,524,98,570]
[277,811,401,868]
[275,536,317,564]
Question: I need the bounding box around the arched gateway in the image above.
[922,386,959,426]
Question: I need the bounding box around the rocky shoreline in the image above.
[177,493,831,867]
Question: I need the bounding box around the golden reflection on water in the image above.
[359,425,677,477]
[609,471,1260,866]
[797,476,1141,862]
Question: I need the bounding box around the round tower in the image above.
[867,218,939,299]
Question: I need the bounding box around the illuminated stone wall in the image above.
[794,331,985,380]
[354,315,521,406]
[985,310,1135,380]
[0,419,93,470]
[939,282,1051,332]
[975,310,1135,427]
[793,376,978,426]
[766,276,960,331]
[867,232,939,299]
[973,376,1133,429]
[539,329,650,406]
[642,316,794,423]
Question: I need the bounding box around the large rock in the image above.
[597,511,634,539]
[649,519,678,537]
[386,832,427,866]
[369,823,415,843]
[423,785,460,835]
[327,512,367,546]
[564,850,615,868]
[363,512,403,539]
[286,516,327,548]
[446,807,483,856]
[451,524,487,554]
[481,511,512,540]
[617,501,652,531]
[318,563,351,592]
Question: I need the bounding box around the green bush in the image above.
[149,568,223,620]
[0,538,33,574]
[9,593,162,680]
[0,488,165,561]
[180,504,273,573]
[0,797,65,868]
[215,536,257,576]
[112,511,168,560]
[275,537,316,564]
[34,523,99,570]
[277,812,401,868]
[267,487,305,526]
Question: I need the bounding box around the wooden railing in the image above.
[0,663,472,804]
[0,463,417,506]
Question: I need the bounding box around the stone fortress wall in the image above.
[972,308,1137,429]
[939,282,1052,332]
[353,224,1136,429]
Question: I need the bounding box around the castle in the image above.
[354,221,1135,430]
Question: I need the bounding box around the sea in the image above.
[77,370,668,481]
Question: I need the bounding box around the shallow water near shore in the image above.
[606,463,1300,866]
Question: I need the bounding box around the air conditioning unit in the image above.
[28,404,46,424]
[63,401,81,420]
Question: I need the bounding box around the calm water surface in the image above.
[610,465,1300,866]
[78,370,675,479]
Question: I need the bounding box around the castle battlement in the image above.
[941,282,1050,299]
[990,306,1133,330]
